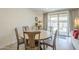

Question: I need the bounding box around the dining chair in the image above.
[31,25,38,30]
[23,31,41,50]
[22,26,29,32]
[15,27,24,50]
[40,30,58,50]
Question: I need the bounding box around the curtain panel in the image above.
[43,13,48,30]
[69,9,79,31]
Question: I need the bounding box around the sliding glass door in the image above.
[48,11,69,36]
[59,14,69,36]
[48,15,58,34]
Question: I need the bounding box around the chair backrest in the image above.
[15,28,19,43]
[22,26,29,32]
[23,31,40,49]
[31,25,38,30]
[53,30,58,50]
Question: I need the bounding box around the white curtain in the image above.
[43,13,48,30]
[69,9,79,31]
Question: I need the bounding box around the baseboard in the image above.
[0,41,16,49]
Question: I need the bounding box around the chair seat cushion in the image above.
[19,38,24,44]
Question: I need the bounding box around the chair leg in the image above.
[51,36,52,40]
[53,47,54,50]
[53,46,56,50]
[40,46,42,50]
[17,44,19,50]
[25,42,27,50]
[24,41,26,50]
[42,40,45,50]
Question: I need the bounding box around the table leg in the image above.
[43,40,45,50]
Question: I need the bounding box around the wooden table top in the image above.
[23,30,52,40]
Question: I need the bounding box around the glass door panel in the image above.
[59,14,68,36]
[50,15,58,34]
[48,15,58,34]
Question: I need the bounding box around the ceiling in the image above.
[30,8,66,13]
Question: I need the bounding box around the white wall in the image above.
[0,8,43,48]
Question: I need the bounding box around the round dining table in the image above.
[23,30,52,50]
[23,30,52,40]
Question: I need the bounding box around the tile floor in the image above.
[0,36,74,50]
[56,36,74,50]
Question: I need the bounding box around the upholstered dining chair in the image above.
[15,27,24,50]
[40,30,58,50]
[23,31,41,50]
[31,25,38,30]
[22,26,29,32]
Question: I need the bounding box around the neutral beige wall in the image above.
[0,8,43,48]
